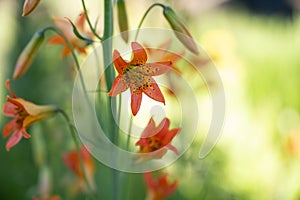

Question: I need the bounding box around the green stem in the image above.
[81,0,103,41]
[102,1,119,200]
[134,3,165,41]
[126,115,133,151]
[41,26,87,94]
[58,109,96,199]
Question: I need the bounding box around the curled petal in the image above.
[3,119,16,138]
[5,80,17,98]
[108,75,129,96]
[75,12,86,31]
[143,79,165,104]
[113,50,129,74]
[131,91,142,116]
[21,128,31,139]
[6,130,23,151]
[3,102,17,117]
[130,42,147,65]
[162,128,181,146]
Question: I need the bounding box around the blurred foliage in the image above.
[1,0,300,200]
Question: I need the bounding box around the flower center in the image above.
[147,137,162,151]
[15,107,28,126]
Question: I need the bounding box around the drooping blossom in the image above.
[108,42,172,115]
[48,12,93,57]
[62,146,95,190]
[135,117,181,162]
[144,172,178,200]
[2,80,58,151]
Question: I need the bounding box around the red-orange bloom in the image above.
[62,146,95,186]
[108,42,172,116]
[144,172,178,200]
[135,117,181,162]
[2,80,58,151]
[48,12,93,57]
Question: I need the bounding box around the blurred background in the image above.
[1,0,300,199]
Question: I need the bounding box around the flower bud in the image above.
[22,0,41,16]
[163,6,199,55]
[117,0,129,43]
[13,30,45,80]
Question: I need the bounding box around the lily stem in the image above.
[41,26,87,94]
[134,3,166,41]
[58,109,96,200]
[81,0,103,41]
[102,0,119,200]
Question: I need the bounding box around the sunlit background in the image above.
[1,0,300,199]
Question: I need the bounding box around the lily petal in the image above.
[48,35,65,45]
[3,102,17,117]
[6,130,23,151]
[21,128,31,139]
[75,12,86,31]
[162,128,181,146]
[140,117,156,138]
[113,50,128,74]
[131,91,142,116]
[3,119,16,138]
[108,75,129,96]
[130,42,147,65]
[137,61,172,76]
[166,144,179,155]
[143,79,165,104]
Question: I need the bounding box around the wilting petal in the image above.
[22,0,41,16]
[143,79,165,104]
[3,102,17,117]
[130,42,147,65]
[137,61,172,76]
[6,130,23,151]
[131,91,142,116]
[2,119,16,137]
[113,50,129,74]
[108,75,129,96]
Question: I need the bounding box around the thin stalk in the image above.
[102,1,119,200]
[41,26,87,94]
[134,3,165,41]
[58,109,96,199]
[81,0,103,41]
[126,115,133,151]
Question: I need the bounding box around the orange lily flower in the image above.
[135,117,181,162]
[22,0,41,16]
[144,172,178,200]
[108,42,172,116]
[2,80,58,151]
[48,12,93,57]
[62,146,95,189]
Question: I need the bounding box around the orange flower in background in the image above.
[22,0,41,16]
[145,40,184,74]
[2,80,58,151]
[48,12,93,57]
[144,172,178,200]
[108,42,172,115]
[32,195,61,200]
[62,146,95,188]
[135,117,181,162]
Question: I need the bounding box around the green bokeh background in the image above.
[1,0,300,199]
